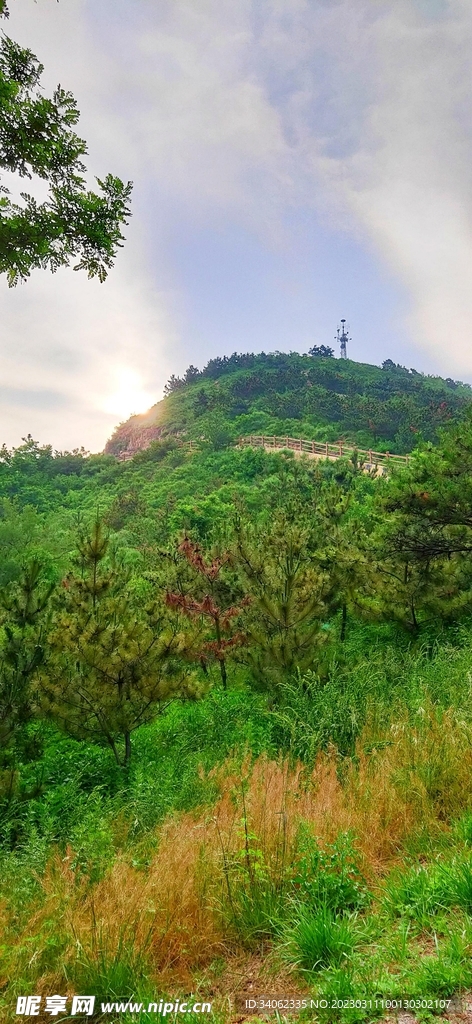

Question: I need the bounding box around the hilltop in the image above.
[105,350,472,460]
[1,349,471,551]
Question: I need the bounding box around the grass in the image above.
[66,909,153,1002]
[383,856,472,925]
[4,637,472,1020]
[278,907,360,973]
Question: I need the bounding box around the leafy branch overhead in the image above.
[0,30,132,284]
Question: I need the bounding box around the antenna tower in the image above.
[336,319,350,359]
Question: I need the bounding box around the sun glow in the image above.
[101,368,155,419]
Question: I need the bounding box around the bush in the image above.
[290,828,368,914]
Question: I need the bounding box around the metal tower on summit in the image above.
[336,319,350,359]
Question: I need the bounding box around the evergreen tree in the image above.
[164,374,185,395]
[363,417,472,630]
[361,542,462,633]
[313,485,368,642]
[308,345,334,357]
[381,411,472,562]
[0,557,54,758]
[233,512,328,694]
[39,519,198,767]
[184,365,201,384]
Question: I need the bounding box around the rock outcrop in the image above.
[104,404,164,461]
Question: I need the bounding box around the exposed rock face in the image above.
[104,405,164,460]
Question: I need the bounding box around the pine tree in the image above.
[367,411,472,629]
[0,558,54,748]
[0,557,54,785]
[362,544,459,633]
[233,512,328,694]
[39,519,198,767]
[312,484,368,642]
[366,512,470,633]
[381,411,472,562]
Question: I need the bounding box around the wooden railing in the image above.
[119,434,409,469]
[237,435,410,468]
[177,439,199,452]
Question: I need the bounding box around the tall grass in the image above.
[272,631,472,759]
[4,659,472,1021]
[4,701,472,1020]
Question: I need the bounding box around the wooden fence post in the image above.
[236,435,408,470]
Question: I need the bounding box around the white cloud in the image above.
[305,0,472,374]
[108,0,293,237]
[1,0,472,453]
[1,0,181,451]
[0,244,179,449]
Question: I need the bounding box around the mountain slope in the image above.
[105,351,472,460]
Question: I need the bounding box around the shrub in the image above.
[290,827,368,914]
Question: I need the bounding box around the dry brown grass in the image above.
[3,704,472,1014]
[72,814,227,980]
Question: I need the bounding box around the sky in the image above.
[1,0,471,452]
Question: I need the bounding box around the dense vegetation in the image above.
[3,355,472,1022]
[106,351,472,461]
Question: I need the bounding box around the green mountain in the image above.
[1,350,471,550]
[105,350,472,459]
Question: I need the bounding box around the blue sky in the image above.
[1,0,471,451]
